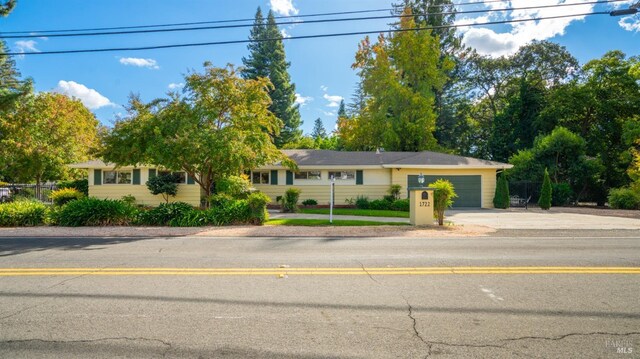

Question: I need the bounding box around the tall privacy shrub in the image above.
[493,175,510,209]
[429,179,457,226]
[539,168,552,210]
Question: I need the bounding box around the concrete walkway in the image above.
[270,209,640,230]
[268,211,410,223]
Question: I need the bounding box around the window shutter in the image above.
[93,169,102,186]
[132,169,141,185]
[187,174,195,185]
[270,170,278,185]
[286,171,293,185]
[356,170,363,185]
[149,169,156,179]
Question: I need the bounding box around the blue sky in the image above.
[2,0,639,135]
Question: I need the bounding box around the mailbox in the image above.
[408,187,434,226]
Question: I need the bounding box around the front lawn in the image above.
[299,208,409,218]
[265,219,409,226]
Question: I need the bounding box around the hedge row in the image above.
[0,192,271,227]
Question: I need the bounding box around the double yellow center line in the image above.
[0,267,639,276]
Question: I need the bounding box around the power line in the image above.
[1,0,625,37]
[1,11,609,56]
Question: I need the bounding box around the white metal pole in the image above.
[330,175,335,224]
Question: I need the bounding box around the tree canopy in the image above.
[100,63,296,202]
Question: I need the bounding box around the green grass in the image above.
[299,208,409,218]
[265,219,409,226]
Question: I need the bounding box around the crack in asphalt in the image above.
[356,260,381,285]
[1,337,173,356]
[501,331,640,343]
[403,296,432,358]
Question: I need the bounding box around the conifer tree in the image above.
[493,175,510,209]
[311,118,327,140]
[0,40,31,112]
[242,8,301,148]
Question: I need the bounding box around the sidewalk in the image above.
[268,211,410,223]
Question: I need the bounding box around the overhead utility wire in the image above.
[1,11,609,56]
[1,0,625,36]
[0,0,537,35]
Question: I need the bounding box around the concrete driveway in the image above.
[447,209,640,230]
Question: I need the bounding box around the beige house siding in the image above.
[390,168,498,208]
[252,168,391,205]
[88,166,201,207]
[254,184,390,205]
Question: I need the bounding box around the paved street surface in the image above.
[0,231,639,358]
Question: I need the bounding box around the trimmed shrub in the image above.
[146,173,179,203]
[55,198,137,226]
[539,169,552,210]
[429,179,457,226]
[552,182,574,206]
[209,193,234,207]
[50,188,84,206]
[246,192,271,224]
[216,175,252,199]
[282,188,301,213]
[0,200,47,227]
[608,187,640,209]
[355,195,370,209]
[369,199,392,210]
[391,199,410,212]
[57,179,89,196]
[302,199,318,206]
[383,195,396,203]
[137,202,194,226]
[493,176,510,209]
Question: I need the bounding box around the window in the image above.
[158,171,186,184]
[294,171,321,180]
[103,171,132,184]
[252,171,269,184]
[329,171,355,180]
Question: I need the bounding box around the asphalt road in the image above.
[0,231,639,358]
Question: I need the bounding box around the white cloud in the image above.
[618,15,640,32]
[15,40,39,53]
[53,80,115,110]
[320,85,328,92]
[458,0,596,57]
[270,0,298,16]
[323,111,336,116]
[323,94,343,108]
[119,57,159,69]
[280,29,291,38]
[294,93,312,106]
[168,82,184,90]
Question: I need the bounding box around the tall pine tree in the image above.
[0,40,31,112]
[242,8,301,148]
[311,118,327,140]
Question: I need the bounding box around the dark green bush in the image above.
[383,195,396,203]
[282,188,301,213]
[493,175,510,209]
[56,198,137,226]
[302,199,318,206]
[391,199,410,212]
[552,182,574,206]
[146,173,179,203]
[369,199,392,210]
[388,184,402,200]
[57,179,89,196]
[168,210,214,227]
[608,187,640,209]
[246,192,271,224]
[208,200,251,225]
[137,202,194,226]
[50,188,84,206]
[355,195,370,209]
[539,169,552,210]
[0,200,47,227]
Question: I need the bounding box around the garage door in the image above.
[408,175,482,208]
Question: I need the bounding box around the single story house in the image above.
[70,150,512,208]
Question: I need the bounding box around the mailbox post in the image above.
[408,173,434,226]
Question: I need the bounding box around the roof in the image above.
[279,150,512,169]
[69,150,513,170]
